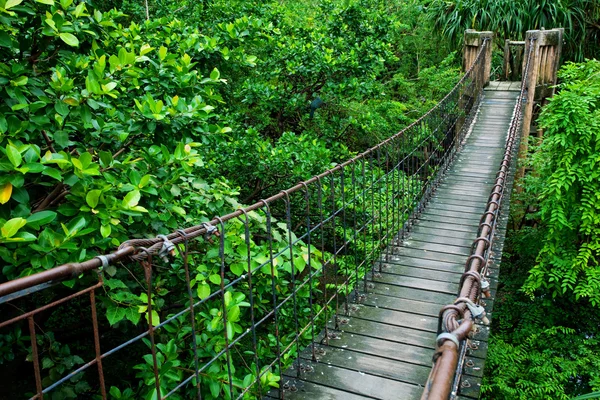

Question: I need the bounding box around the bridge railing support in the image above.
[503,40,526,81]
[517,28,564,182]
[463,29,494,87]
[457,30,493,140]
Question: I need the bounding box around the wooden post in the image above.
[517,30,541,184]
[463,30,494,86]
[549,28,564,96]
[457,30,493,141]
[503,39,511,80]
[516,28,564,185]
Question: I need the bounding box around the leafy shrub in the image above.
[522,59,600,306]
[0,0,462,398]
[426,0,600,61]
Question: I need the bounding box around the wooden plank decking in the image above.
[270,88,519,400]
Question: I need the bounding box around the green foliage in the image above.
[522,60,600,305]
[0,0,462,398]
[573,392,600,400]
[484,325,600,399]
[482,230,600,399]
[426,0,600,61]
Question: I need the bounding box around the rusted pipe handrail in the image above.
[421,37,535,400]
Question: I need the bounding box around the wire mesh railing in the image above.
[0,42,488,400]
[420,37,534,400]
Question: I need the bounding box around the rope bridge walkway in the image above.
[0,29,563,400]
[267,82,520,400]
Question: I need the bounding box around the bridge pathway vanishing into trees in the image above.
[0,28,564,400]
[267,86,519,400]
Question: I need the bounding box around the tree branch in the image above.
[33,183,65,213]
[41,130,56,153]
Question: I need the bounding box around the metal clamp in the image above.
[481,279,491,298]
[202,223,218,243]
[436,332,460,348]
[456,298,490,325]
[157,234,175,262]
[94,255,109,269]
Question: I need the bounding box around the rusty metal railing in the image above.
[0,43,487,400]
[421,37,535,400]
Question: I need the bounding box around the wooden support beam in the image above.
[516,28,564,186]
[503,39,510,80]
[463,30,494,86]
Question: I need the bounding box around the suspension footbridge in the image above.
[0,28,564,400]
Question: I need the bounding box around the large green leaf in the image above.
[86,189,101,208]
[572,392,600,400]
[197,284,210,299]
[0,31,12,48]
[64,216,86,237]
[122,190,141,208]
[26,211,57,229]
[4,0,23,10]
[6,144,22,167]
[1,218,27,238]
[106,305,126,326]
[59,32,79,47]
[0,183,12,204]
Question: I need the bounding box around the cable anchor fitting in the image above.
[481,278,491,298]
[157,234,175,262]
[436,332,460,348]
[202,223,219,244]
[465,299,490,325]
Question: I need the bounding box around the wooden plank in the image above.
[465,135,507,142]
[359,293,447,317]
[433,187,491,198]
[443,170,498,180]
[406,232,474,248]
[313,331,433,367]
[368,282,456,304]
[427,197,487,209]
[381,254,464,273]
[414,219,479,233]
[283,362,422,400]
[379,264,462,284]
[391,246,469,264]
[450,161,503,169]
[415,216,480,231]
[347,303,439,332]
[442,176,495,184]
[300,346,432,384]
[328,317,436,348]
[267,379,368,400]
[408,223,478,239]
[392,238,470,256]
[392,239,470,257]
[456,375,482,399]
[372,273,458,294]
[423,207,486,220]
[449,167,498,174]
